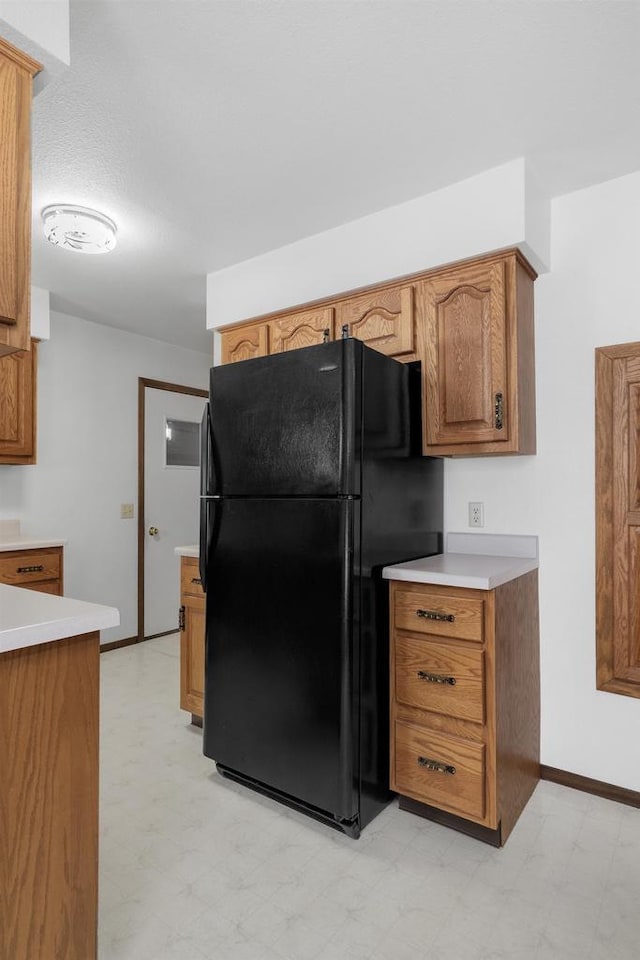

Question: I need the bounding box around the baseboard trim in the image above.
[100,635,137,653]
[540,765,640,808]
[145,629,177,641]
[100,629,176,653]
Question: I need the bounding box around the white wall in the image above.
[447,169,640,791]
[0,311,211,644]
[207,159,550,331]
[0,0,70,91]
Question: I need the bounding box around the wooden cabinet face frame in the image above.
[596,341,640,698]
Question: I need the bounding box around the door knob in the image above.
[148,526,159,537]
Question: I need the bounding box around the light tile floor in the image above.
[99,634,640,960]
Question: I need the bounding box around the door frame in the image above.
[138,378,208,643]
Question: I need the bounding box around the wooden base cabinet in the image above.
[0,632,99,960]
[179,555,205,722]
[0,545,63,595]
[389,573,540,845]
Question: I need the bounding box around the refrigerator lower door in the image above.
[203,498,358,827]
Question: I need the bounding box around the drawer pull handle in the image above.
[418,756,456,775]
[416,609,455,623]
[417,670,456,685]
[17,565,45,574]
[191,577,202,585]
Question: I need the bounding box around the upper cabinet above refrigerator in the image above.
[216,249,536,458]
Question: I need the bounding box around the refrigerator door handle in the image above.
[199,403,215,590]
[199,495,209,592]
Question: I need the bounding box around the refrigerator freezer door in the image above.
[208,340,358,496]
[203,497,358,823]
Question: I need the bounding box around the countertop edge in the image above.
[175,545,199,558]
[0,584,120,655]
[382,554,539,590]
[0,538,67,552]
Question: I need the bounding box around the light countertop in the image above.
[0,536,66,552]
[382,532,539,590]
[175,545,198,558]
[0,584,120,655]
[382,553,538,590]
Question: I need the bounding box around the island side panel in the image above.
[494,571,540,842]
[0,632,99,960]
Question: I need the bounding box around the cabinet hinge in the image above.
[178,605,185,632]
[494,392,504,430]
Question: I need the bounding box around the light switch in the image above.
[120,503,134,519]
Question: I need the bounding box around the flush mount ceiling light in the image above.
[42,204,117,254]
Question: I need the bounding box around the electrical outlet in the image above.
[120,503,134,519]
[468,501,484,528]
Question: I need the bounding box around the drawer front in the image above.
[395,635,484,723]
[394,721,485,820]
[0,550,61,586]
[18,580,61,596]
[180,558,204,598]
[394,587,483,642]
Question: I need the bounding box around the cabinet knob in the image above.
[148,526,159,537]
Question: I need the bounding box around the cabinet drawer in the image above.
[394,587,483,642]
[395,635,484,723]
[0,550,61,586]
[180,558,204,598]
[18,580,61,596]
[393,720,485,820]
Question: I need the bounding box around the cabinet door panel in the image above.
[393,720,486,821]
[0,341,35,462]
[180,593,205,716]
[269,308,334,353]
[0,41,40,355]
[337,286,414,357]
[420,261,508,447]
[220,322,268,364]
[395,636,485,724]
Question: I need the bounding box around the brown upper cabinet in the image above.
[0,339,37,463]
[336,284,415,359]
[217,249,536,457]
[270,307,334,353]
[0,39,41,357]
[419,252,536,456]
[220,320,269,364]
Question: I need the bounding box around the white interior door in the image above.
[144,388,207,637]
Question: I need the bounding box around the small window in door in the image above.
[165,418,200,468]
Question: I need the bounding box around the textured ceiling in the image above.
[27,0,640,353]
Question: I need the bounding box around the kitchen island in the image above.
[0,584,119,960]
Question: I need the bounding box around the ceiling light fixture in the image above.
[42,204,118,255]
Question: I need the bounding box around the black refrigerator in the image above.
[200,338,442,837]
